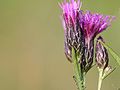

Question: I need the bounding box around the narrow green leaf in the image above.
[99,40,120,66]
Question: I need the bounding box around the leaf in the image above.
[99,40,120,66]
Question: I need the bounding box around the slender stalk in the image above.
[98,69,103,90]
[80,72,85,90]
[72,48,85,90]
[73,66,85,90]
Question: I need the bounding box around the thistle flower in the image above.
[79,11,114,71]
[59,0,84,62]
[95,36,109,69]
[80,11,113,40]
[59,0,82,25]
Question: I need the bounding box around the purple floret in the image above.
[79,11,114,41]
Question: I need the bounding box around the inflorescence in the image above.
[60,0,114,72]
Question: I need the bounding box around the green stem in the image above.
[98,69,103,90]
[80,72,85,90]
[72,48,85,90]
[74,68,85,90]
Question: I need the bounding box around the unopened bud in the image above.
[95,36,109,69]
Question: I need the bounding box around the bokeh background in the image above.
[0,0,120,90]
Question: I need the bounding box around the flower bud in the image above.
[95,36,109,69]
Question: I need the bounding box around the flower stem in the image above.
[73,66,85,90]
[72,48,85,90]
[80,72,85,90]
[98,69,103,90]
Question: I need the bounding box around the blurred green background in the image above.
[0,0,120,90]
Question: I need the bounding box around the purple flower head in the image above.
[79,11,114,71]
[60,0,84,62]
[80,11,114,42]
[59,0,82,26]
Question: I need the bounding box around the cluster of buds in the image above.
[60,0,114,72]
